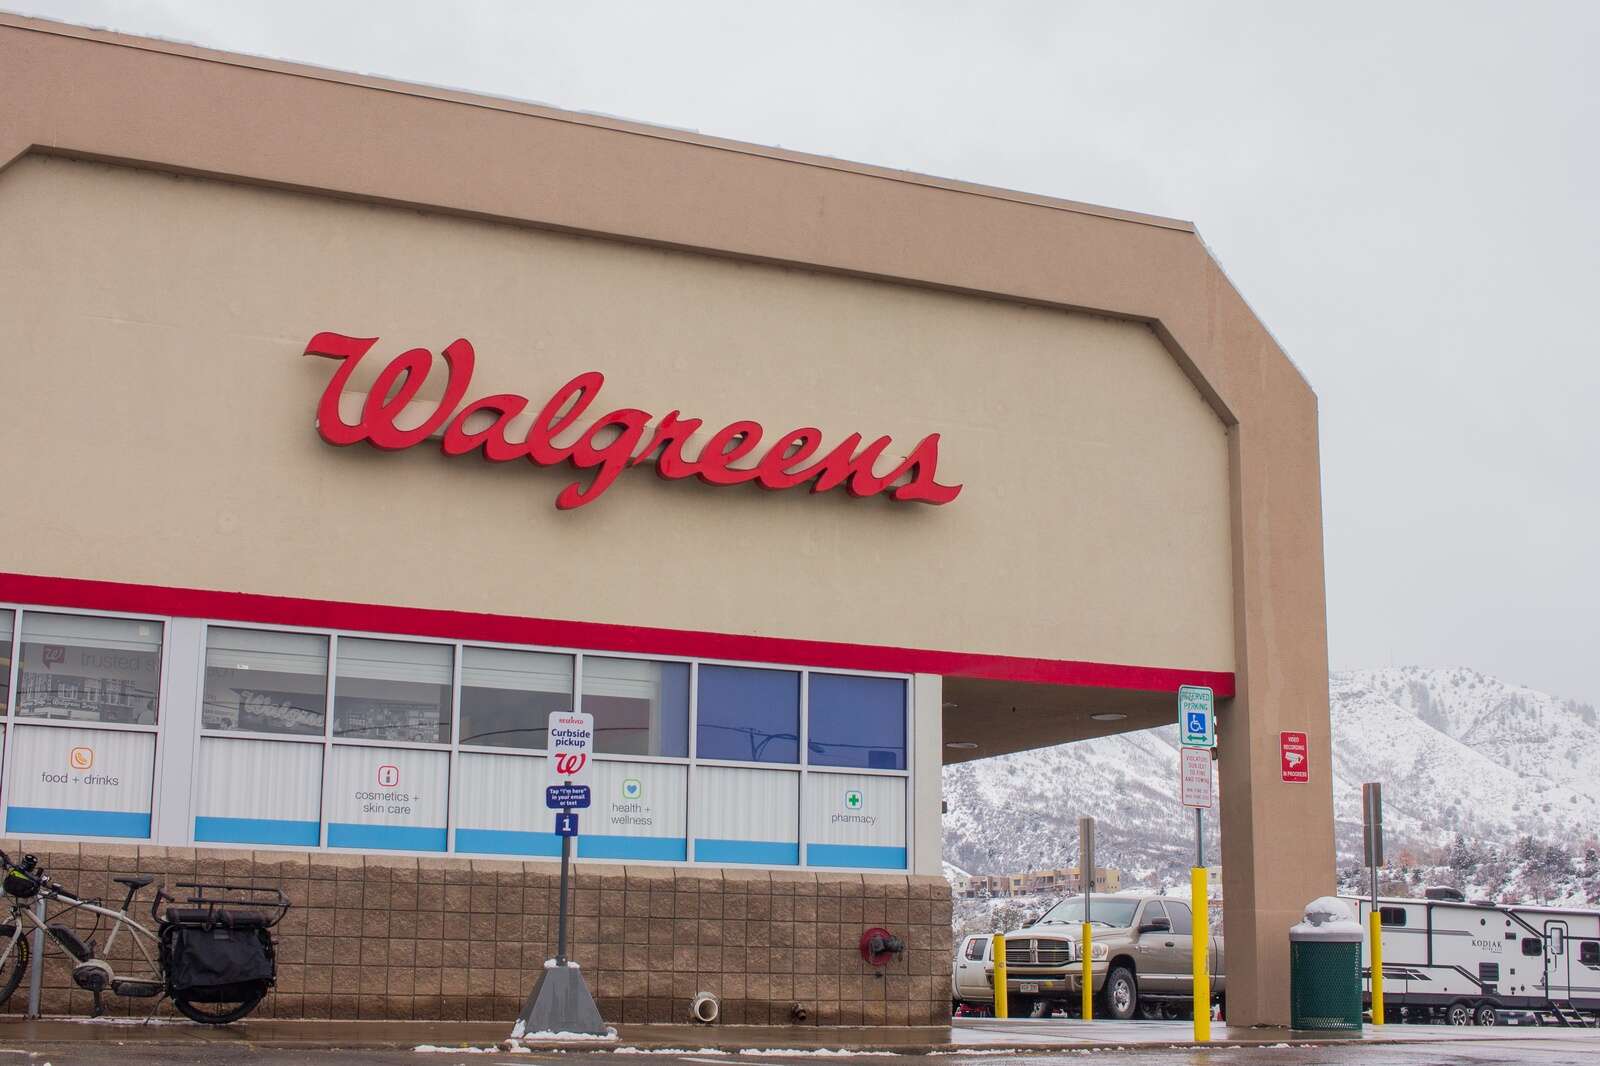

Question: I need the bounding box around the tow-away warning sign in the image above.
[1280,731,1309,783]
[1179,747,1212,809]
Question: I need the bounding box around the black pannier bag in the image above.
[160,910,277,1002]
[2,868,40,900]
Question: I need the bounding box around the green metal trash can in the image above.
[1289,897,1364,1031]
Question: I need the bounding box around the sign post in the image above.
[1179,685,1216,1041]
[1079,816,1095,1022]
[513,711,607,1038]
[1363,782,1385,1026]
[1180,746,1214,1041]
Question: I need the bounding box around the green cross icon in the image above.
[845,790,863,810]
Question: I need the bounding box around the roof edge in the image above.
[0,10,1196,235]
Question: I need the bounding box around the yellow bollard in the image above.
[992,932,1008,1019]
[1081,921,1093,1021]
[1192,867,1210,1041]
[1369,909,1384,1026]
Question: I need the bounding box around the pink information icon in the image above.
[377,764,399,788]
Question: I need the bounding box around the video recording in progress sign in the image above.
[1280,731,1309,783]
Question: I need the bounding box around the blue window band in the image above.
[454,829,687,861]
[694,838,799,865]
[806,843,907,870]
[326,822,447,852]
[6,806,151,839]
[194,816,320,847]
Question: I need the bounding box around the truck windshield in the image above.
[1036,897,1139,928]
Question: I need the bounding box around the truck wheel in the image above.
[1474,1003,1497,1027]
[1100,965,1138,1020]
[1447,1000,1473,1026]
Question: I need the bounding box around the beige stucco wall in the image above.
[0,156,1232,674]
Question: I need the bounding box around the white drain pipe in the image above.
[690,991,720,1024]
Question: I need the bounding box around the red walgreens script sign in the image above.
[303,332,962,510]
[1280,731,1309,783]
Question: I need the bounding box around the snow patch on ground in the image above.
[734,1051,898,1057]
[612,1050,728,1056]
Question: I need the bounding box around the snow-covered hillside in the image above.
[943,666,1600,893]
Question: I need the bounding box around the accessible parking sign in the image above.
[1179,685,1215,748]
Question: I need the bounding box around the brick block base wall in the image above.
[0,841,954,1025]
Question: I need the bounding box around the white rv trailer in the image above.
[1343,890,1600,1026]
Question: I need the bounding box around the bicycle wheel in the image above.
[0,925,29,1008]
[171,980,268,1024]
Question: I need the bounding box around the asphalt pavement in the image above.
[5,1036,1600,1066]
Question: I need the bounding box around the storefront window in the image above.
[0,609,13,713]
[696,665,799,763]
[332,637,452,744]
[581,656,689,757]
[459,646,573,749]
[203,627,328,735]
[807,673,906,770]
[16,612,162,725]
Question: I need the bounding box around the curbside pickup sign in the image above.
[547,711,595,786]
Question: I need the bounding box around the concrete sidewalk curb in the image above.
[0,1024,1506,1055]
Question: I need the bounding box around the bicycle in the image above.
[0,848,289,1024]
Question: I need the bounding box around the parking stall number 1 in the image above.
[555,812,579,837]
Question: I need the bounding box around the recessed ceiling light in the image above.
[1090,712,1128,722]
[945,741,979,750]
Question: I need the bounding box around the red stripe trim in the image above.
[0,571,1234,696]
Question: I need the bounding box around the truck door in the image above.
[955,934,991,1003]
[1163,899,1197,998]
[1137,901,1180,992]
[1544,921,1571,1001]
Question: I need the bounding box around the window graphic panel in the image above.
[802,771,906,870]
[692,765,799,865]
[325,744,448,851]
[581,657,689,757]
[193,736,322,846]
[333,638,452,744]
[4,724,156,838]
[203,627,328,736]
[578,761,687,861]
[453,750,554,857]
[459,646,573,749]
[16,613,162,725]
[454,754,688,861]
[696,665,799,763]
[807,673,906,770]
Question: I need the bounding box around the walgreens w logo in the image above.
[553,753,587,777]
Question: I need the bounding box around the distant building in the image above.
[953,866,1120,898]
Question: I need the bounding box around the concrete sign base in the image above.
[513,963,608,1038]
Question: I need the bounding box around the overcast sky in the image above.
[10,1,1597,705]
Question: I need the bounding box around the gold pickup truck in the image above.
[953,893,1225,1019]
